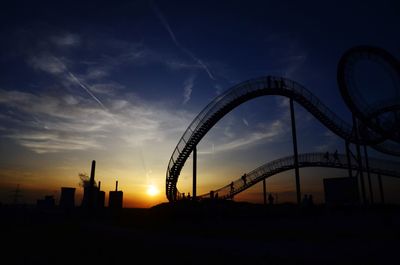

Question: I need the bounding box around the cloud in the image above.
[214,120,285,153]
[86,68,109,80]
[51,33,80,47]
[89,82,124,95]
[9,131,100,154]
[313,129,340,152]
[29,54,66,74]
[0,88,192,154]
[282,54,307,77]
[28,54,110,112]
[182,75,196,104]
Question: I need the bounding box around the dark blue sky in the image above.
[0,0,399,206]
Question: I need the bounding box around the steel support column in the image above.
[345,140,353,177]
[263,179,267,205]
[363,145,374,204]
[193,145,197,201]
[353,116,366,204]
[290,98,301,205]
[378,173,385,204]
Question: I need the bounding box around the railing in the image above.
[197,152,400,200]
[166,76,400,201]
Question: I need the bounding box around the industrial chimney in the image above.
[89,160,96,188]
[81,160,98,209]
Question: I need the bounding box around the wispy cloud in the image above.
[151,1,215,81]
[0,88,192,154]
[203,120,285,154]
[29,54,66,74]
[50,33,80,47]
[313,130,340,152]
[217,120,284,152]
[29,54,109,112]
[182,75,196,104]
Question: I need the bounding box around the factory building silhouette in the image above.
[109,180,123,209]
[59,187,76,209]
[52,160,123,210]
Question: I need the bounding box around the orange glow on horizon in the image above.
[146,184,160,197]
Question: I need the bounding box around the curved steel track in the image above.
[196,152,400,200]
[166,76,400,201]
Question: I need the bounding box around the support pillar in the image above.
[263,179,267,205]
[353,116,366,204]
[193,146,197,201]
[378,173,385,204]
[290,98,301,205]
[345,140,353,177]
[363,145,373,204]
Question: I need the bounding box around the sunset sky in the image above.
[1,0,399,207]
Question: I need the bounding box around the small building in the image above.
[59,187,76,209]
[323,177,359,205]
[109,180,123,209]
[37,195,55,209]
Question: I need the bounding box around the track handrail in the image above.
[197,152,400,200]
[166,76,400,201]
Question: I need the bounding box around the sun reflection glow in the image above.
[147,184,159,196]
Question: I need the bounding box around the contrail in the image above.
[151,1,215,81]
[53,56,114,113]
[67,71,107,111]
[53,56,108,111]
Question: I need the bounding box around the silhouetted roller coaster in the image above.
[166,46,400,202]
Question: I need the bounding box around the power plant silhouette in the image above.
[52,160,123,210]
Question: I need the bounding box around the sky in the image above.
[0,0,399,208]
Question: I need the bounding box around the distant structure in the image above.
[59,187,76,209]
[109,180,123,209]
[37,195,55,209]
[11,184,22,205]
[323,177,359,205]
[81,160,98,209]
[97,181,105,208]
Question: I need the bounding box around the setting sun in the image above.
[147,185,160,196]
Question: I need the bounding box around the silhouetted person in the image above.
[308,194,314,206]
[215,192,218,199]
[268,193,274,205]
[302,194,309,206]
[333,149,339,162]
[187,192,191,200]
[230,181,234,193]
[241,174,247,186]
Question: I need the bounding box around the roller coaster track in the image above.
[196,152,400,200]
[166,76,400,201]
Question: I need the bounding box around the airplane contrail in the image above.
[151,1,216,81]
[52,56,108,111]
[67,71,107,111]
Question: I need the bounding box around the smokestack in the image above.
[98,181,101,191]
[89,160,96,187]
[115,180,118,191]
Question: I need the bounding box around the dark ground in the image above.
[1,201,399,265]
